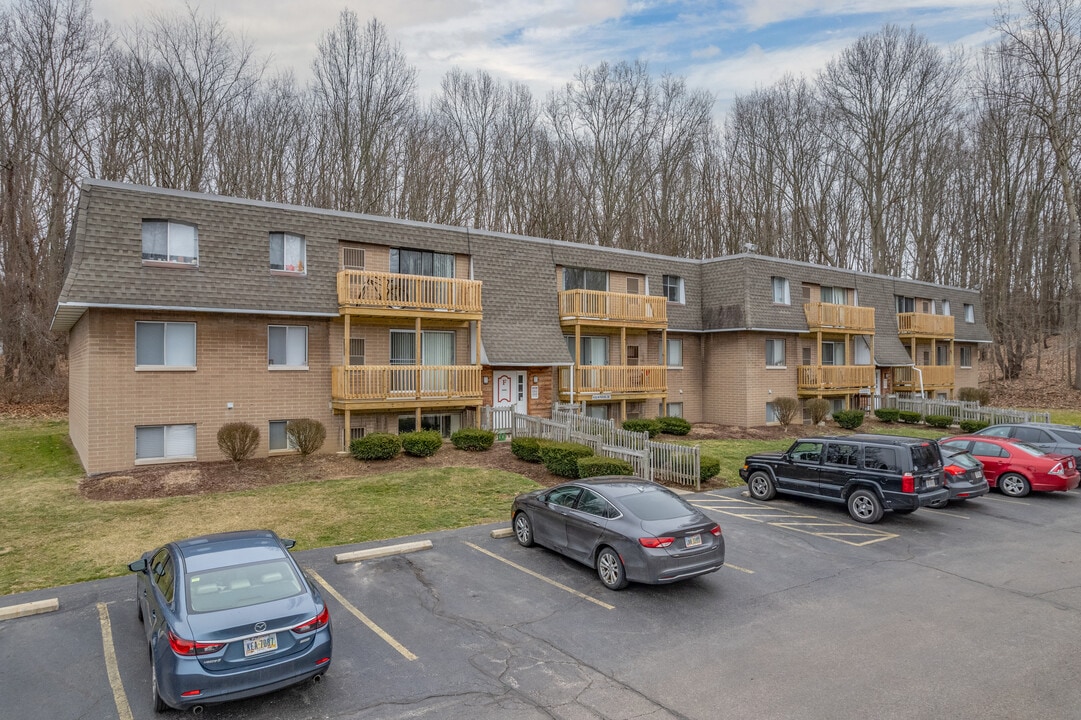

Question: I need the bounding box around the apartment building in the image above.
[53,180,992,474]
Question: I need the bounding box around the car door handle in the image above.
[588,520,601,527]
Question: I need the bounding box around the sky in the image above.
[90,0,1004,113]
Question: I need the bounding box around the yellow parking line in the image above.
[463,542,615,610]
[725,563,755,574]
[96,603,134,720]
[306,569,417,661]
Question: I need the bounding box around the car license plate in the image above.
[975,471,983,479]
[243,633,277,657]
[685,533,702,548]
[925,477,937,487]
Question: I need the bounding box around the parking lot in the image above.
[5,486,1081,720]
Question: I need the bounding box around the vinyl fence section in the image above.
[552,401,586,416]
[882,396,1050,424]
[480,406,515,435]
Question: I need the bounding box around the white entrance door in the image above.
[494,371,527,414]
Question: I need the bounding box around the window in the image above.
[772,277,790,305]
[666,338,683,367]
[896,295,915,313]
[1012,427,1052,444]
[135,322,196,368]
[662,275,684,303]
[150,549,175,605]
[135,424,196,462]
[341,245,365,270]
[972,441,1008,458]
[566,335,609,365]
[270,232,305,273]
[268,326,308,368]
[142,220,198,265]
[666,402,683,418]
[546,486,582,508]
[576,488,620,518]
[959,346,972,368]
[863,446,899,472]
[766,402,778,423]
[821,341,845,366]
[766,339,786,367]
[964,304,975,323]
[391,248,454,278]
[397,413,461,437]
[942,300,951,316]
[825,442,860,466]
[585,404,609,420]
[936,345,949,366]
[626,345,639,366]
[626,277,639,294]
[563,267,607,291]
[820,286,846,304]
[269,421,298,451]
[349,338,365,366]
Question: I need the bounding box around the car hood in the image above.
[746,451,786,462]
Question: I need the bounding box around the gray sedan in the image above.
[511,477,724,590]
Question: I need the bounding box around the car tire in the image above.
[747,470,777,501]
[596,547,629,591]
[151,650,168,713]
[998,473,1031,497]
[847,488,884,524]
[513,512,534,547]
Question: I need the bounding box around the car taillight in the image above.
[293,606,330,634]
[944,465,964,477]
[639,537,675,548]
[167,630,225,656]
[902,473,915,493]
[1049,462,1065,477]
[710,524,722,536]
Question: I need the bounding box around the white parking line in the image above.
[97,602,134,720]
[922,507,970,519]
[306,569,418,661]
[463,541,615,610]
[982,495,1031,506]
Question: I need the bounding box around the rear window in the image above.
[1010,442,1049,458]
[617,488,695,521]
[909,443,942,472]
[187,558,304,613]
[944,449,980,469]
[1055,429,1081,444]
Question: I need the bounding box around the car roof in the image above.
[173,530,289,572]
[563,477,669,499]
[796,434,930,447]
[985,423,1080,430]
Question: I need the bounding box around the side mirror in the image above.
[781,453,791,463]
[281,538,297,550]
[128,558,147,573]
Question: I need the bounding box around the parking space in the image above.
[6,486,1081,719]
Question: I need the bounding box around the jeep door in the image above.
[777,440,824,494]
[818,441,862,499]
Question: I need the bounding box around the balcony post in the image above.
[415,317,422,403]
[344,315,350,366]
[344,410,351,451]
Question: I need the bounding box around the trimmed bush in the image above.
[925,414,954,429]
[217,422,259,462]
[538,441,594,478]
[700,455,721,482]
[898,410,923,424]
[656,416,692,436]
[350,432,401,461]
[511,436,542,462]
[773,397,800,429]
[287,419,326,456]
[807,398,831,425]
[874,408,900,423]
[622,419,661,437]
[577,456,635,478]
[451,428,495,451]
[401,430,442,457]
[958,387,991,405]
[960,419,991,433]
[832,409,865,430]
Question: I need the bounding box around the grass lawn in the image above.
[0,418,539,597]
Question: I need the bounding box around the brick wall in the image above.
[68,314,90,469]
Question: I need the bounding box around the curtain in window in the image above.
[165,424,196,457]
[169,223,197,261]
[667,339,682,366]
[165,323,196,366]
[270,233,305,271]
[135,426,165,459]
[269,326,307,366]
[772,278,790,304]
[391,248,454,278]
[136,322,166,365]
[422,331,454,365]
[269,421,291,450]
[822,342,845,365]
[563,268,607,290]
[141,222,168,261]
[390,331,416,364]
[766,339,784,366]
[136,424,195,459]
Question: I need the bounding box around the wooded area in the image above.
[1,0,1079,402]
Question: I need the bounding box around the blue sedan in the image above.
[128,530,332,713]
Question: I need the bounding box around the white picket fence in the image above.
[882,395,1049,424]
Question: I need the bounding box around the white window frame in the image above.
[270,232,306,274]
[666,402,683,418]
[135,424,196,463]
[269,420,298,452]
[942,299,951,316]
[771,277,790,305]
[766,338,786,368]
[141,220,198,266]
[662,275,684,304]
[135,321,196,370]
[666,338,683,368]
[964,304,975,323]
[959,346,972,369]
[268,325,308,369]
[766,402,779,424]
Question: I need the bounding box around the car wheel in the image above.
[847,489,884,524]
[596,547,629,590]
[747,470,777,501]
[151,650,168,713]
[998,473,1031,497]
[513,512,534,548]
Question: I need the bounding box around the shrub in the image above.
[773,397,800,429]
[898,410,923,424]
[538,441,594,478]
[925,414,953,429]
[451,428,495,451]
[700,455,721,482]
[622,419,661,437]
[806,398,831,425]
[874,408,900,423]
[350,432,401,461]
[957,387,991,405]
[960,419,991,433]
[217,422,259,462]
[832,409,865,430]
[577,456,635,478]
[287,419,326,456]
[511,436,542,462]
[656,416,692,435]
[401,430,442,457]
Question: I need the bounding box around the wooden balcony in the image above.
[558,365,667,399]
[804,303,875,333]
[332,365,483,409]
[893,365,955,392]
[337,270,482,320]
[558,290,667,329]
[897,312,954,338]
[797,365,875,394]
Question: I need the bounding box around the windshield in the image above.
[617,488,695,521]
[187,558,304,613]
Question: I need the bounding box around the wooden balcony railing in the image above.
[893,365,955,390]
[558,290,667,327]
[804,302,875,332]
[332,365,482,402]
[337,270,482,314]
[797,365,875,391]
[897,312,954,338]
[558,365,668,395]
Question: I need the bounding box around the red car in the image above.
[940,435,1080,497]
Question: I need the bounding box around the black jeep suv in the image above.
[739,434,949,523]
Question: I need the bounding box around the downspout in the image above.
[912,366,925,398]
